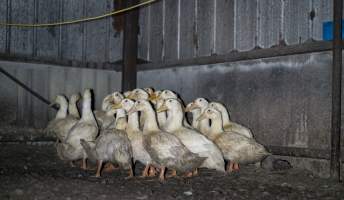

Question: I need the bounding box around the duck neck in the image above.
[81,99,96,123]
[68,101,80,118]
[165,106,183,131]
[56,103,68,119]
[219,106,231,127]
[142,106,160,133]
[115,117,127,130]
[210,116,224,135]
[127,112,140,132]
[191,109,201,129]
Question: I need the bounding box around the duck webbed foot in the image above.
[233,163,240,171]
[102,163,120,172]
[226,161,234,173]
[166,169,177,178]
[159,166,166,182]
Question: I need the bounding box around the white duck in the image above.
[128,100,206,181]
[185,98,211,136]
[46,95,78,143]
[185,102,201,129]
[209,102,253,138]
[94,92,124,129]
[56,89,99,170]
[113,98,154,177]
[157,99,225,173]
[153,89,192,129]
[68,93,81,119]
[80,108,133,178]
[197,107,270,172]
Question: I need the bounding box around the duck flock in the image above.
[46,88,270,181]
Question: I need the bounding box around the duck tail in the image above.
[80,139,97,161]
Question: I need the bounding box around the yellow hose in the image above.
[0,0,156,28]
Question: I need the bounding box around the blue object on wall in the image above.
[323,20,344,41]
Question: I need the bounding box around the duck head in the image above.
[128,99,151,115]
[197,107,221,121]
[127,88,149,100]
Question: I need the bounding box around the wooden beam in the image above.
[121,0,139,91]
[330,0,342,181]
[139,41,334,71]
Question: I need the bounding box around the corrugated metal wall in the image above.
[0,61,121,128]
[0,0,122,65]
[138,0,333,62]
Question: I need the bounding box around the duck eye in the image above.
[168,99,172,103]
[124,99,128,103]
[199,99,202,102]
[207,110,211,113]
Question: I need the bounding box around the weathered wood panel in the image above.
[85,0,108,63]
[10,0,35,56]
[36,0,61,59]
[235,0,258,51]
[179,0,196,59]
[283,0,311,45]
[258,0,282,48]
[108,0,123,63]
[148,0,163,61]
[163,0,179,61]
[60,0,84,61]
[215,0,235,55]
[0,1,8,53]
[311,0,332,41]
[196,0,215,56]
[138,3,150,61]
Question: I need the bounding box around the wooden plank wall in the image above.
[0,0,123,66]
[138,0,333,64]
[0,61,121,128]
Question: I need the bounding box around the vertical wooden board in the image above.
[108,0,123,62]
[235,0,258,51]
[10,0,35,56]
[258,0,282,48]
[196,0,215,56]
[64,67,82,97]
[85,0,107,63]
[215,0,235,54]
[163,0,179,61]
[148,0,163,62]
[311,0,332,41]
[16,68,32,126]
[179,0,196,59]
[138,3,150,61]
[0,1,8,53]
[0,66,17,125]
[61,0,84,61]
[283,0,311,45]
[94,70,109,109]
[31,69,49,128]
[36,0,61,59]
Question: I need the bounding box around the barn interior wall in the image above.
[0,61,121,128]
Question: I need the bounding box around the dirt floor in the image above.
[0,143,343,200]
